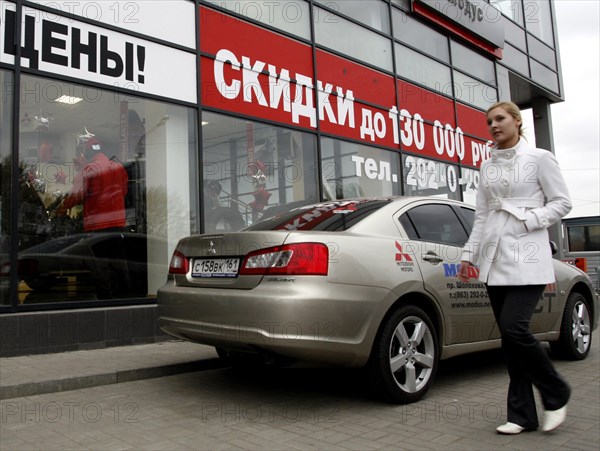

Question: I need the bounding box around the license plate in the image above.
[191,258,240,278]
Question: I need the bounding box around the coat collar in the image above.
[490,139,530,163]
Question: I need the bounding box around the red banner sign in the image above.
[200,6,492,167]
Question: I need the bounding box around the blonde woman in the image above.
[459,101,572,434]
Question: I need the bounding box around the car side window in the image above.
[459,207,475,233]
[400,204,469,246]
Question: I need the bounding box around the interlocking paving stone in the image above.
[0,340,598,450]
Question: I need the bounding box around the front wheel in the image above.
[367,305,439,404]
[550,292,592,360]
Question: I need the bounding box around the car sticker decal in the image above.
[395,241,414,272]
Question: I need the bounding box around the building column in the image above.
[531,98,565,259]
[531,98,555,152]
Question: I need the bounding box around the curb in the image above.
[0,359,224,400]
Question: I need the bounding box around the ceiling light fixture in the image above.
[54,95,83,105]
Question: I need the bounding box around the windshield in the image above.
[245,199,391,232]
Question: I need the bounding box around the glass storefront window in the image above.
[314,6,393,72]
[16,75,197,303]
[460,166,480,206]
[395,44,452,95]
[1,70,14,306]
[450,41,495,85]
[205,0,311,40]
[491,0,524,25]
[315,0,390,34]
[201,112,318,232]
[402,155,461,200]
[527,35,557,71]
[501,43,530,76]
[503,15,527,48]
[530,59,559,94]
[391,0,411,12]
[393,10,449,63]
[321,137,400,199]
[453,71,498,111]
[524,0,554,46]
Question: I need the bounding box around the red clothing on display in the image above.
[64,152,129,231]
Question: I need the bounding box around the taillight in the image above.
[168,250,189,275]
[239,243,328,276]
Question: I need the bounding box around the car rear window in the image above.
[245,199,391,231]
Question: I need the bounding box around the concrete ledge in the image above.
[1,359,224,400]
[0,305,169,357]
[0,341,221,400]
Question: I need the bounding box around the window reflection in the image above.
[314,6,393,71]
[395,44,452,95]
[453,71,498,111]
[491,0,524,25]
[393,10,449,62]
[16,75,196,303]
[524,0,555,46]
[0,70,13,306]
[205,0,311,40]
[201,112,318,232]
[451,41,495,84]
[321,137,400,200]
[315,0,390,34]
[402,155,460,200]
[567,225,600,253]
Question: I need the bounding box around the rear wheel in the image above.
[550,292,592,360]
[368,305,438,403]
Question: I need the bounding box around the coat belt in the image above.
[488,197,544,220]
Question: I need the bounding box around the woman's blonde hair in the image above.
[486,101,524,137]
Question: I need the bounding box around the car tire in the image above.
[367,305,438,404]
[550,292,592,360]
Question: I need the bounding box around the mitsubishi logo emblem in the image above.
[207,241,216,255]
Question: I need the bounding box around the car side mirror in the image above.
[549,240,558,255]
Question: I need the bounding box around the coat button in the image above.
[501,178,509,186]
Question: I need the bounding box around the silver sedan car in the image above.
[157,197,599,403]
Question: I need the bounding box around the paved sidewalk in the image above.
[0,341,598,450]
[0,340,220,400]
[0,339,598,450]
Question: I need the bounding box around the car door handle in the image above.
[422,253,443,264]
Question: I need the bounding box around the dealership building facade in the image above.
[0,0,564,356]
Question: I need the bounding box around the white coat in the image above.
[461,139,572,285]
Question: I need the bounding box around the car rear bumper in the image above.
[157,277,394,367]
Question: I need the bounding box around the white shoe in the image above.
[496,422,525,434]
[542,405,567,432]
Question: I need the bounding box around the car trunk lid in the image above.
[173,231,290,289]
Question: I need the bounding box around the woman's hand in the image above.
[458,261,472,283]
